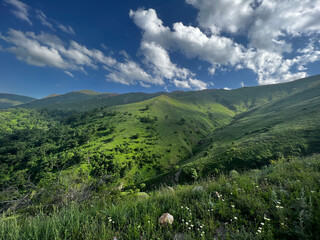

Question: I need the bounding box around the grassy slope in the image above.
[63,95,235,184]
[0,93,35,109]
[180,76,320,175]
[1,154,320,240]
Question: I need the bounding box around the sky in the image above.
[0,0,320,98]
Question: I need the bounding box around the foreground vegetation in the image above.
[1,155,320,239]
[0,75,320,239]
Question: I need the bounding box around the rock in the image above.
[192,186,204,192]
[159,213,174,227]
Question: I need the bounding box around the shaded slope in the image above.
[179,77,320,177]
[0,93,35,109]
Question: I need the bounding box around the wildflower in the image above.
[186,222,189,225]
[138,225,141,229]
[231,205,235,208]
[200,225,203,228]
[281,223,284,226]
[201,234,203,237]
[311,191,315,193]
[189,227,191,230]
[277,201,281,205]
[191,225,194,228]
[112,221,115,224]
[148,220,150,223]
[189,220,191,223]
[261,223,264,226]
[182,219,184,222]
[181,206,184,209]
[257,229,261,233]
[234,217,237,220]
[109,219,112,222]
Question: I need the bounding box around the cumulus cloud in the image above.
[4,0,32,25]
[172,78,207,90]
[173,79,191,89]
[140,41,193,80]
[188,78,207,90]
[106,60,162,86]
[131,3,320,85]
[1,29,69,68]
[0,29,118,71]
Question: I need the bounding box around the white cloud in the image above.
[64,71,74,78]
[223,87,231,90]
[188,78,207,90]
[172,78,207,90]
[36,10,54,30]
[4,0,32,25]
[173,79,191,89]
[186,0,254,34]
[0,29,118,71]
[58,24,75,35]
[131,5,320,85]
[2,29,69,68]
[140,41,193,80]
[240,81,245,87]
[106,60,162,86]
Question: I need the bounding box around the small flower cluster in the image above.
[108,216,115,223]
[275,201,284,209]
[256,222,264,235]
[181,205,192,215]
[264,215,271,221]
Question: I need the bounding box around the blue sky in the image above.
[0,0,320,98]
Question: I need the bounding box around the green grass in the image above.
[1,154,320,240]
[1,74,320,239]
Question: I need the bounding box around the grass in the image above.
[1,154,320,239]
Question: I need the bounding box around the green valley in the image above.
[0,74,320,239]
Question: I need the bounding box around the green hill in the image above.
[0,74,320,239]
[0,93,35,109]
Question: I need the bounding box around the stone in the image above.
[159,213,174,227]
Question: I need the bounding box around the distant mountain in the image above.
[16,90,118,110]
[0,93,35,109]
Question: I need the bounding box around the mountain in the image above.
[16,90,117,110]
[0,93,35,109]
[1,74,320,239]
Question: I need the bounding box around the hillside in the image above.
[0,74,320,239]
[0,93,35,109]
